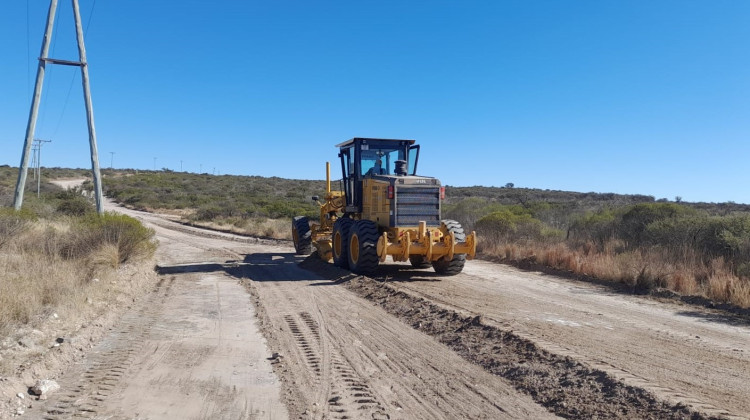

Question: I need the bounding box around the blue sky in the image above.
[1,1,748,203]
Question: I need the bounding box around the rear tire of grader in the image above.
[409,255,432,269]
[348,220,380,274]
[292,216,312,255]
[332,217,353,268]
[432,219,467,275]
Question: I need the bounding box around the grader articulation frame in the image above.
[292,138,476,275]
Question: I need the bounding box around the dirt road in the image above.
[29,183,750,419]
[361,262,750,419]
[28,188,289,419]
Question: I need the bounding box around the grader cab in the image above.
[292,138,476,275]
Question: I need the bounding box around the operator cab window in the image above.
[361,148,401,176]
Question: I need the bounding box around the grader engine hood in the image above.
[373,174,442,227]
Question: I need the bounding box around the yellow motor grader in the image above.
[292,138,476,275]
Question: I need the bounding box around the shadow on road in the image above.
[154,252,310,282]
[675,310,750,327]
[155,252,448,285]
[230,252,316,282]
[156,263,227,275]
[368,264,445,283]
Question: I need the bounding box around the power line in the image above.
[85,0,97,33]
[52,69,77,137]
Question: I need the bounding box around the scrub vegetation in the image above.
[102,169,322,238]
[44,167,750,308]
[445,191,750,308]
[0,166,156,344]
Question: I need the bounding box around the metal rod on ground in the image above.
[14,0,59,210]
[72,0,103,214]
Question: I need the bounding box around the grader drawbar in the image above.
[292,138,476,275]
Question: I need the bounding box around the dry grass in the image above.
[0,213,157,370]
[483,238,750,308]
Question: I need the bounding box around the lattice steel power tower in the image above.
[14,0,104,214]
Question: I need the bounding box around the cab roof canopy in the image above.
[335,137,416,149]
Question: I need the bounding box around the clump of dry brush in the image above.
[0,208,156,337]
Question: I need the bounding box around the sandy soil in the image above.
[238,253,555,420]
[23,182,288,419]
[357,260,750,419]
[20,179,750,419]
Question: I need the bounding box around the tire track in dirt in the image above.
[241,252,558,420]
[390,279,741,419]
[258,270,391,420]
[299,257,721,420]
[367,259,750,420]
[37,276,173,419]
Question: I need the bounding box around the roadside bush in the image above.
[569,210,617,249]
[618,203,696,246]
[194,205,225,221]
[63,212,156,264]
[476,210,544,242]
[643,215,750,267]
[443,197,505,231]
[57,195,94,216]
[0,208,36,249]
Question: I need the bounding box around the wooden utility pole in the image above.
[14,0,104,214]
[72,0,104,213]
[14,0,57,210]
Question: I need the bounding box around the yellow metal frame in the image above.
[309,161,478,264]
[311,162,345,261]
[376,221,477,263]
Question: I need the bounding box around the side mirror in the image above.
[312,196,320,201]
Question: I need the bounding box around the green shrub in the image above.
[63,212,156,263]
[443,198,509,230]
[194,205,225,221]
[57,195,94,216]
[475,210,545,242]
[618,203,696,246]
[569,210,617,247]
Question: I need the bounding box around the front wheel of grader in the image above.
[432,219,467,275]
[292,216,312,255]
[332,217,353,268]
[348,220,380,274]
[409,255,432,269]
